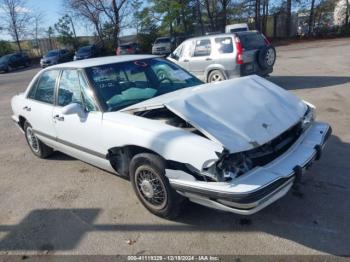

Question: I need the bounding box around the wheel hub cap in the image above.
[26,127,39,153]
[140,180,154,198]
[136,169,167,209]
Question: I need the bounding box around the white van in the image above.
[225,23,249,33]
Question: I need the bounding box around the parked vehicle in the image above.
[168,31,276,82]
[11,55,331,218]
[0,53,31,73]
[74,45,99,61]
[225,23,249,33]
[116,43,140,55]
[152,37,172,56]
[40,49,73,68]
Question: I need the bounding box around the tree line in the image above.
[0,0,349,55]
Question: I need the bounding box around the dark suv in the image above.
[0,53,31,73]
[168,31,276,82]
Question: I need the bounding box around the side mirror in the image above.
[61,103,84,115]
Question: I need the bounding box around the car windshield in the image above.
[155,38,170,44]
[0,54,11,63]
[85,58,203,111]
[78,46,91,53]
[46,50,59,57]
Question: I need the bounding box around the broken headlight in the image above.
[207,153,253,181]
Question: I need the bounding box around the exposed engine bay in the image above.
[134,107,304,183]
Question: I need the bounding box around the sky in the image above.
[0,0,136,41]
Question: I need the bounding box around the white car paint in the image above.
[11,55,331,215]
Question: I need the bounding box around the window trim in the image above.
[192,38,212,57]
[26,68,61,105]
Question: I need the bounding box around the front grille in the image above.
[156,47,166,51]
[246,122,303,167]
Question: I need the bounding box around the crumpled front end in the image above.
[166,121,331,215]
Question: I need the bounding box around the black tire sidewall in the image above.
[130,153,183,218]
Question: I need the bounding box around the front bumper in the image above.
[168,122,331,215]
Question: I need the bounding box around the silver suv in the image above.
[152,37,172,56]
[168,31,276,82]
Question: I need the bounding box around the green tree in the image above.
[54,15,77,48]
[0,40,14,56]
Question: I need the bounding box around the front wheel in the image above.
[24,121,53,158]
[129,153,184,219]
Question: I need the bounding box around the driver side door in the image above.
[52,69,109,169]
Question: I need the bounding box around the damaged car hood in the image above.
[122,75,307,153]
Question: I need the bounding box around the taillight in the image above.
[234,36,243,65]
[262,34,270,45]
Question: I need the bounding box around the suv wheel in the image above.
[24,121,53,158]
[208,70,226,83]
[258,46,276,70]
[130,153,184,218]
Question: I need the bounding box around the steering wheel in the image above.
[157,69,174,85]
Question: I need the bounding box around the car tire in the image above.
[130,153,184,219]
[258,46,276,70]
[24,121,53,158]
[25,61,31,67]
[7,65,13,72]
[208,70,226,83]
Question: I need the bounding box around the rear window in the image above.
[238,33,266,50]
[215,37,233,54]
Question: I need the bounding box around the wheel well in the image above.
[18,115,26,130]
[107,145,163,178]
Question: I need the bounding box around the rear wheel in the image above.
[7,65,13,72]
[24,122,53,158]
[208,70,226,83]
[130,153,184,218]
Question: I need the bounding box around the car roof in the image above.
[48,55,158,69]
[183,31,259,42]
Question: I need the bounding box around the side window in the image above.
[58,70,82,107]
[78,72,98,112]
[193,39,211,57]
[215,37,234,54]
[33,70,59,104]
[172,45,183,60]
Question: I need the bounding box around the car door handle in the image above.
[183,59,189,62]
[23,106,31,112]
[53,115,64,121]
[206,58,212,61]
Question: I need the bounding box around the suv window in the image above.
[33,70,59,104]
[193,39,211,57]
[215,37,233,54]
[58,70,82,107]
[238,32,266,51]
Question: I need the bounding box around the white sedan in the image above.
[11,55,331,218]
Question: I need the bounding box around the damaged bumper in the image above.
[167,122,332,215]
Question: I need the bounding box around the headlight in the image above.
[302,104,315,130]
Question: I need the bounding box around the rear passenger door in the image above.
[188,39,213,81]
[213,36,237,78]
[23,69,60,141]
